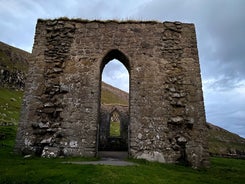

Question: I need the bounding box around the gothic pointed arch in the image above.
[100,49,130,73]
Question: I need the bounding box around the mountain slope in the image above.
[207,122,245,158]
[0,41,29,89]
[101,82,128,105]
[0,42,28,125]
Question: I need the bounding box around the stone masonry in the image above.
[15,18,209,168]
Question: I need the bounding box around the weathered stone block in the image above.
[41,146,59,158]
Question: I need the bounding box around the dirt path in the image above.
[63,159,137,166]
[63,151,138,166]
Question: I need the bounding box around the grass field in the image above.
[110,121,120,136]
[1,125,245,184]
[0,88,23,125]
[101,88,128,105]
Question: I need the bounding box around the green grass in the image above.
[110,121,120,137]
[0,126,17,148]
[0,88,23,125]
[1,125,245,184]
[1,149,245,183]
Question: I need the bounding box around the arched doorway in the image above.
[109,109,121,137]
[98,49,130,158]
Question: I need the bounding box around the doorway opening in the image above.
[98,50,130,158]
[109,109,121,137]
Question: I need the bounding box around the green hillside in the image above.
[207,123,245,158]
[0,41,29,73]
[101,87,128,105]
[0,88,23,125]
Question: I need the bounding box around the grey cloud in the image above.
[0,0,47,51]
[204,77,245,91]
[134,0,245,81]
[204,100,245,138]
[200,2,245,80]
[102,59,129,92]
[0,0,148,51]
[203,78,245,137]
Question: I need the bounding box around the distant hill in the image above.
[0,41,244,158]
[101,82,128,105]
[207,122,245,158]
[0,41,29,89]
[0,41,29,124]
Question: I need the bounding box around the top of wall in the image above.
[37,17,193,26]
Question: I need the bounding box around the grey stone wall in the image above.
[15,18,209,168]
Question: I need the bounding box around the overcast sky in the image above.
[0,0,244,138]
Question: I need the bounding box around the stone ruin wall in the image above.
[15,18,209,168]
